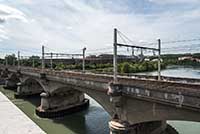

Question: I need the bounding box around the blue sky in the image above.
[0,0,200,57]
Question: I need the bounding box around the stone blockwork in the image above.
[36,91,89,118]
[109,120,172,134]
[40,90,84,111]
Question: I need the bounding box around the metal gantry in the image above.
[113,28,162,82]
[42,45,45,73]
[41,46,86,72]
[82,47,87,73]
[5,55,8,67]
[17,51,20,70]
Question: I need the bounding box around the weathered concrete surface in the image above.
[40,90,84,111]
[0,92,46,134]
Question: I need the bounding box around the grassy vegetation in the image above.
[54,61,165,74]
[118,61,165,73]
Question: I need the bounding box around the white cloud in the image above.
[0,0,199,56]
[0,4,27,22]
[149,0,200,4]
[0,4,28,43]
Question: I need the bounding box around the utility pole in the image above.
[132,48,134,56]
[50,52,53,70]
[42,45,45,72]
[13,58,15,66]
[32,58,35,68]
[17,51,20,70]
[113,28,118,83]
[5,55,8,67]
[158,39,161,80]
[82,47,86,73]
[141,49,143,56]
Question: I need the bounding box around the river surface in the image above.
[1,66,200,134]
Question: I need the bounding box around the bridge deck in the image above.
[2,65,200,110]
[3,66,200,97]
[4,67,200,91]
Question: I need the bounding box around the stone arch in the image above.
[4,73,21,89]
[9,73,21,83]
[50,85,114,116]
[16,77,45,96]
[22,77,45,90]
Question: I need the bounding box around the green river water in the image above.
[1,66,200,134]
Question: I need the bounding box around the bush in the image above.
[121,62,131,73]
[55,63,65,70]
[116,61,165,74]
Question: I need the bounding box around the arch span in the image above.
[40,83,114,116]
[16,77,44,97]
[4,73,21,89]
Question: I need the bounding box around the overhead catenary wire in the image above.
[117,30,137,46]
[162,38,200,44]
[87,46,113,52]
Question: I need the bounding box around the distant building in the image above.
[151,58,163,62]
[178,56,200,62]
[144,58,150,61]
[178,56,193,61]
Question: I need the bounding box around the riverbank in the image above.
[0,91,46,134]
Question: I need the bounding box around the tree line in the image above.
[1,53,200,74]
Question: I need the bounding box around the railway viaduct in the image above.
[1,65,200,134]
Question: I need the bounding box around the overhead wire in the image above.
[162,38,200,44]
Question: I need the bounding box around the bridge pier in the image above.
[36,90,89,118]
[109,119,131,134]
[109,120,174,134]
[108,83,177,134]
